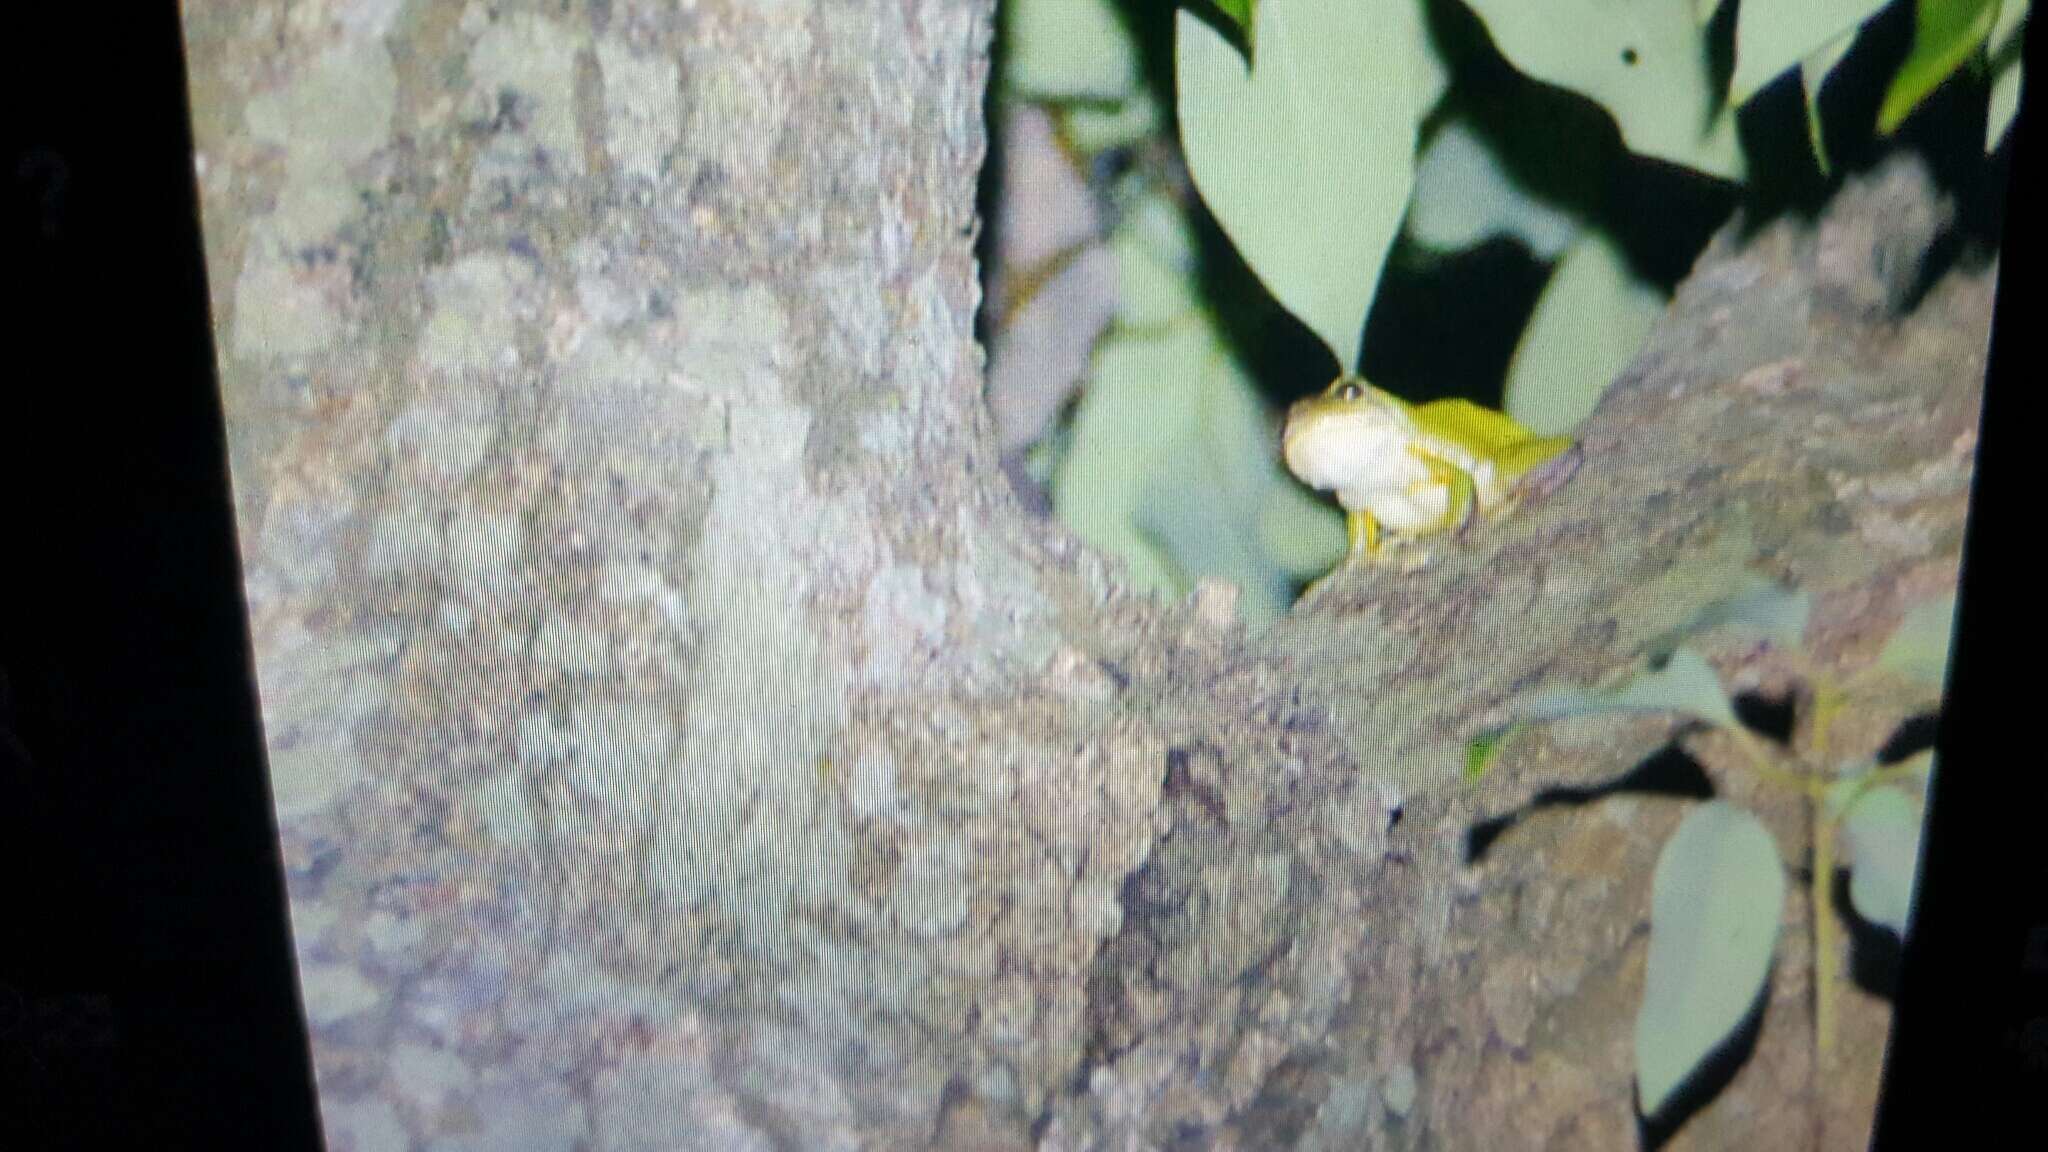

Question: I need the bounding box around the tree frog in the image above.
[1282,375,1578,566]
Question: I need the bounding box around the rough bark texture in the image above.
[182,2,1984,1149]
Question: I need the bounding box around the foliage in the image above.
[1406,114,1581,260]
[990,0,1982,1124]
[1502,228,1666,433]
[1480,578,1950,1120]
[1004,0,1139,102]
[1636,802,1786,1116]
[1730,0,1889,105]
[1209,0,1256,43]
[1881,0,2002,133]
[1876,590,1958,684]
[1986,1,2030,150]
[1049,189,1346,628]
[1460,0,1744,180]
[1175,0,1434,372]
[1838,772,1928,933]
[995,0,2012,624]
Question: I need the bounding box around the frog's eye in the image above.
[1337,381,1364,402]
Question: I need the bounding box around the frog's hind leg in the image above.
[1298,512,1376,602]
[1410,448,1477,538]
[1500,436,1580,511]
[1346,509,1382,560]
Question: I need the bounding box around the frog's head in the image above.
[1282,375,1408,492]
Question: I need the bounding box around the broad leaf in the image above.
[1877,591,1958,686]
[1653,573,1812,658]
[1988,55,2026,150]
[1176,0,1432,370]
[1136,366,1303,626]
[1822,750,1932,817]
[1842,784,1925,936]
[1407,116,1582,259]
[1006,0,1141,103]
[1113,190,1202,329]
[1991,0,2032,55]
[1054,324,1216,599]
[1213,0,1258,41]
[1460,0,1746,180]
[1879,0,2001,134]
[1986,0,2030,151]
[1259,477,1349,578]
[1515,645,1741,730]
[1731,0,1887,104]
[1062,90,1164,155]
[1503,228,1666,434]
[1053,196,1336,628]
[1636,802,1787,1117]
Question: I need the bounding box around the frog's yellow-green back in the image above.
[1415,398,1553,457]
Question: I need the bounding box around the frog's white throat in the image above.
[1284,411,1427,497]
[1284,410,1475,534]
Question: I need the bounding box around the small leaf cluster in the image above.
[1471,580,1954,1120]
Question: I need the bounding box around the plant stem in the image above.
[1720,724,1819,798]
[1813,796,1840,1058]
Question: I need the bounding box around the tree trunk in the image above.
[182,1,1983,1148]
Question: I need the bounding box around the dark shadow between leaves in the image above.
[1730,689,1798,745]
[1636,978,1773,1151]
[1874,710,1940,765]
[1835,868,1905,999]
[1465,743,1715,865]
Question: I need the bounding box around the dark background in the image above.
[0,3,2040,1149]
[1,4,323,1149]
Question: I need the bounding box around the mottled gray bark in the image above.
[182,2,1982,1150]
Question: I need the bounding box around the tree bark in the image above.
[183,2,1984,1149]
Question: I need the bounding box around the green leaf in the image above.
[1502,228,1666,434]
[1991,0,2032,53]
[1986,1,2029,151]
[1112,192,1202,329]
[1006,0,1142,103]
[1407,116,1582,259]
[1176,0,1433,370]
[1988,56,2025,149]
[1053,196,1334,629]
[1841,784,1925,936]
[1652,573,1812,659]
[1062,89,1164,155]
[1024,431,1064,486]
[1459,0,1746,180]
[1213,0,1259,41]
[1053,328,1199,598]
[1695,0,1728,24]
[1876,591,1958,686]
[1636,801,1787,1117]
[1821,760,1875,820]
[1136,377,1300,626]
[1879,0,2001,134]
[1801,30,1860,175]
[1822,750,1930,815]
[1415,2,1455,114]
[1464,726,1514,782]
[1731,0,1887,105]
[1514,645,1742,730]
[1258,477,1348,578]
